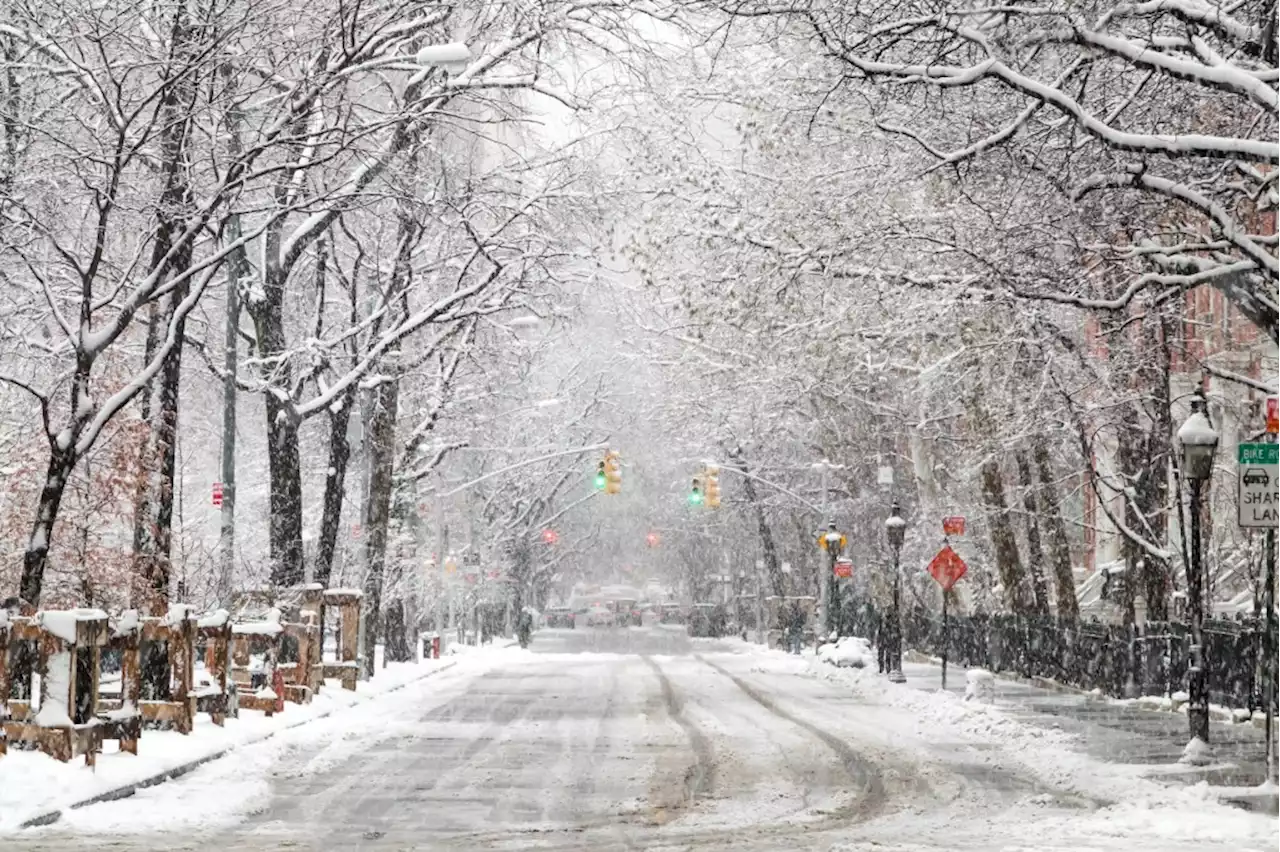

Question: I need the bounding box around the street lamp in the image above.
[885,502,907,684]
[1176,390,1218,764]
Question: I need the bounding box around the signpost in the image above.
[927,545,969,689]
[942,516,965,536]
[1240,439,1278,782]
[833,558,853,579]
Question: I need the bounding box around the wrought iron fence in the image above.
[846,603,1275,711]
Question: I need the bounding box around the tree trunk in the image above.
[1034,440,1079,621]
[129,3,197,614]
[360,376,399,677]
[1015,451,1050,615]
[980,457,1031,614]
[727,445,785,597]
[315,388,356,588]
[265,390,305,587]
[384,599,411,662]
[18,444,77,605]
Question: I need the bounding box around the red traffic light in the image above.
[541,528,559,545]
[646,532,660,548]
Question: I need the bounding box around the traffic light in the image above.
[689,476,704,505]
[604,450,622,494]
[594,460,607,490]
[705,465,720,508]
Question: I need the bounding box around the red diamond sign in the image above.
[928,545,968,591]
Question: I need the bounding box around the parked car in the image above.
[659,603,685,625]
[544,607,575,629]
[687,603,727,638]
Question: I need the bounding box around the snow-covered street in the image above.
[5,628,1273,851]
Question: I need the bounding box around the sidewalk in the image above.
[0,644,515,833]
[894,656,1276,810]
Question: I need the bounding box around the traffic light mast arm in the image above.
[702,462,823,514]
[439,442,610,499]
[534,489,601,532]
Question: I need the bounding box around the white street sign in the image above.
[1237,443,1278,529]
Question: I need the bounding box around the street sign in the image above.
[1238,443,1278,529]
[877,466,894,485]
[942,516,965,536]
[818,532,847,551]
[1268,396,1278,434]
[833,558,853,579]
[928,545,968,591]
[212,482,223,508]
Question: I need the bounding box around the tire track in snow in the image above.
[640,655,714,808]
[695,654,890,821]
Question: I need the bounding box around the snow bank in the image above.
[817,636,871,668]
[964,668,995,704]
[800,655,1278,844]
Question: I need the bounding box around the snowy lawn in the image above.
[698,639,1277,849]
[0,642,518,834]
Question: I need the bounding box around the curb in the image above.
[17,660,460,830]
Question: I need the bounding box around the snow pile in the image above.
[38,608,107,642]
[1179,736,1214,766]
[232,607,283,636]
[817,636,871,668]
[33,650,73,728]
[197,609,230,629]
[111,609,139,637]
[964,668,995,704]
[165,604,196,626]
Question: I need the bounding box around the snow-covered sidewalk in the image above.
[0,643,514,833]
[699,638,1277,849]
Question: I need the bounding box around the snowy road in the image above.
[8,628,1275,851]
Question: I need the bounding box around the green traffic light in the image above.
[594,472,607,490]
[688,489,703,505]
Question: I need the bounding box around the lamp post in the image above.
[1176,390,1218,763]
[885,502,907,684]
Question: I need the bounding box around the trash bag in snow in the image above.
[818,636,871,668]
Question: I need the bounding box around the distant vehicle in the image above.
[1243,468,1270,487]
[615,598,642,626]
[659,603,685,625]
[584,603,615,628]
[687,603,727,638]
[544,607,575,629]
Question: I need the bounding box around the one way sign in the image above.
[1237,443,1278,529]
